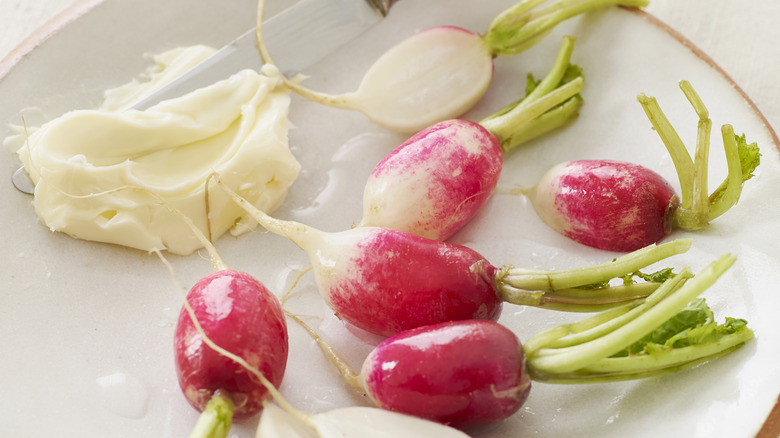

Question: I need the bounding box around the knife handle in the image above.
[368,0,399,16]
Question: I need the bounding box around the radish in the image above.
[357,36,583,241]
[288,253,753,427]
[165,208,289,437]
[255,0,649,133]
[292,317,530,428]
[357,119,503,241]
[522,80,761,252]
[213,174,692,337]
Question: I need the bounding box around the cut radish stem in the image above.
[523,80,761,252]
[287,254,751,427]
[255,0,648,133]
[357,36,584,241]
[212,174,692,337]
[525,253,754,382]
[165,206,289,437]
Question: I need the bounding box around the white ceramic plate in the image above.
[2,1,779,437]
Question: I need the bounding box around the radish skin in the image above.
[174,270,289,420]
[358,119,502,241]
[288,317,530,428]
[360,320,530,428]
[527,160,679,252]
[255,0,649,133]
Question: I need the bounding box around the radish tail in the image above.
[255,0,360,111]
[164,202,229,272]
[285,312,366,393]
[209,174,318,251]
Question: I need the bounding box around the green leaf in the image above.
[736,133,761,182]
[611,298,751,359]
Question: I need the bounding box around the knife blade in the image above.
[11,0,397,194]
[128,0,396,111]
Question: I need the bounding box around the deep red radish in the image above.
[175,270,288,420]
[360,320,530,428]
[357,36,584,241]
[162,206,288,437]
[522,81,760,252]
[289,317,530,428]
[214,174,692,336]
[289,255,753,427]
[256,0,648,133]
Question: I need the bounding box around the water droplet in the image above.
[95,372,149,419]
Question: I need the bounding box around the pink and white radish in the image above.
[357,36,583,241]
[357,118,502,241]
[256,0,649,133]
[213,174,691,337]
[165,209,288,437]
[523,80,760,252]
[289,255,753,427]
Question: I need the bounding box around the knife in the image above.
[128,0,397,111]
[11,0,398,194]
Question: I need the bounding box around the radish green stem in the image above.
[480,35,583,152]
[522,305,637,356]
[497,238,692,295]
[526,253,754,382]
[689,83,712,229]
[579,332,752,377]
[637,81,760,231]
[530,272,692,352]
[637,93,693,207]
[484,0,650,57]
[189,394,234,438]
[531,281,665,312]
[708,125,748,220]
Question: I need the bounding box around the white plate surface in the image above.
[1,1,779,437]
